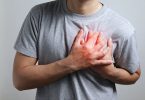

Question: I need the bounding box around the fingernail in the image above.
[80,40,84,45]
[80,29,83,33]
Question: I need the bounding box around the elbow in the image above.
[128,79,139,85]
[13,83,24,91]
[13,77,25,91]
[129,77,139,85]
[13,79,33,91]
[13,81,24,91]
[13,73,28,91]
[129,69,141,85]
[133,68,141,84]
[13,67,33,91]
[13,72,37,91]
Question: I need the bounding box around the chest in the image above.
[38,17,116,64]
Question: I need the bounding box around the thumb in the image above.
[72,29,84,48]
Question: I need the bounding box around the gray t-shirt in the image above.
[14,0,140,100]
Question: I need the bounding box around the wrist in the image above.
[62,56,80,73]
[101,64,118,79]
[54,57,75,74]
[105,65,118,80]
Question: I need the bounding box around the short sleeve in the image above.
[14,6,41,58]
[114,33,140,74]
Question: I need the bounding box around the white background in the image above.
[0,0,145,100]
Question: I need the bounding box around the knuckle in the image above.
[89,60,96,65]
[83,45,90,50]
[97,52,104,58]
[102,51,106,55]
[83,46,92,53]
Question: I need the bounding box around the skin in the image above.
[92,34,141,84]
[67,0,102,15]
[13,0,141,91]
[13,30,112,90]
[67,0,141,84]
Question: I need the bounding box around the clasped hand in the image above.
[68,29,116,78]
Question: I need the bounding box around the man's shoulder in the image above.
[104,7,135,39]
[30,1,57,15]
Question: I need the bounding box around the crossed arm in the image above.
[13,30,141,91]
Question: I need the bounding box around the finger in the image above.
[85,32,99,47]
[76,29,84,43]
[100,45,107,52]
[102,47,109,55]
[93,49,109,59]
[96,32,102,43]
[107,38,113,53]
[91,50,108,60]
[85,31,93,42]
[94,39,107,51]
[94,59,113,65]
[80,39,85,45]
[96,32,106,44]
[72,29,84,47]
[94,33,107,51]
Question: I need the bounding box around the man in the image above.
[13,0,141,100]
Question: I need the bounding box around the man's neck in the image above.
[67,0,102,15]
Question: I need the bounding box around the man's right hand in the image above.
[67,29,113,71]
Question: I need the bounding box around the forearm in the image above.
[13,57,74,90]
[105,65,141,85]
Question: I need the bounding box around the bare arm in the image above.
[13,52,74,90]
[95,64,141,84]
[93,37,141,84]
[13,30,112,91]
[107,66,141,84]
